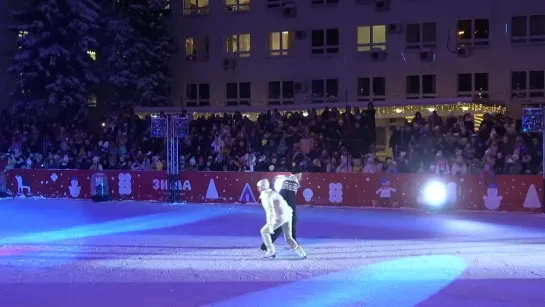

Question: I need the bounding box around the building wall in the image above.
[171,0,545,111]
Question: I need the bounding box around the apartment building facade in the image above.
[170,0,545,114]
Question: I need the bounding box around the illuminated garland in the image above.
[136,102,505,120]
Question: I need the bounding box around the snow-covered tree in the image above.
[100,0,173,107]
[8,0,101,110]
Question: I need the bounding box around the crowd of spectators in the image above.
[1,104,542,176]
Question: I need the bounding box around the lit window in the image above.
[87,51,96,61]
[185,37,209,60]
[183,0,209,15]
[226,0,250,11]
[456,19,489,46]
[226,34,251,57]
[269,31,294,56]
[357,25,386,51]
[18,31,28,37]
[89,94,97,107]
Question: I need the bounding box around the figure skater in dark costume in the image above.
[261,172,302,252]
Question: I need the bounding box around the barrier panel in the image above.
[4,169,544,212]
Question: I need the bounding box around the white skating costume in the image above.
[257,179,306,259]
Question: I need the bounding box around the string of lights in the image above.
[136,102,506,120]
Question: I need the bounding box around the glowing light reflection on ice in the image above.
[211,255,466,307]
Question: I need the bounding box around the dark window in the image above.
[325,79,339,98]
[358,77,385,100]
[326,29,339,46]
[226,82,238,99]
[186,84,198,100]
[240,82,251,99]
[312,0,338,4]
[512,71,527,91]
[474,73,488,92]
[357,78,371,97]
[406,22,436,48]
[269,81,281,99]
[512,16,527,37]
[512,15,545,43]
[185,83,209,106]
[422,22,436,44]
[198,84,209,99]
[457,74,472,92]
[312,79,338,103]
[406,75,420,96]
[373,77,386,97]
[422,75,436,95]
[311,30,324,47]
[474,19,489,40]
[530,15,545,36]
[282,81,295,99]
[512,71,527,98]
[529,71,545,97]
[268,81,295,105]
[311,80,324,98]
[311,29,338,54]
[406,24,420,45]
[267,0,287,8]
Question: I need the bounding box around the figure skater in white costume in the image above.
[257,179,307,259]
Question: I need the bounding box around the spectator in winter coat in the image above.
[451,156,468,176]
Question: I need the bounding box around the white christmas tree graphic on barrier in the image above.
[523,184,541,209]
[206,179,219,200]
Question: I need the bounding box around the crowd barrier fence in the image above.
[4,169,543,213]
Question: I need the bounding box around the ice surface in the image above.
[0,199,544,307]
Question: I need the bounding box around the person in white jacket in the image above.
[257,179,307,259]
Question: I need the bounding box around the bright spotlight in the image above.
[273,176,287,192]
[423,181,447,207]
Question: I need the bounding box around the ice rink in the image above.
[0,199,544,307]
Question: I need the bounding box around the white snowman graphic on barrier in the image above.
[483,183,503,210]
[68,177,81,198]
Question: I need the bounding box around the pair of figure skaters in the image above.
[257,173,307,259]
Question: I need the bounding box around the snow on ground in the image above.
[0,199,544,307]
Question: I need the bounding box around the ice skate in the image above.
[263,249,276,258]
[295,246,307,259]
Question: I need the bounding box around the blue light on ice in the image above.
[212,255,466,307]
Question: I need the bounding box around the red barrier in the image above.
[4,169,543,212]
